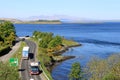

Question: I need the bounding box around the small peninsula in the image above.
[31,31,81,77]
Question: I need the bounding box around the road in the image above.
[21,40,41,80]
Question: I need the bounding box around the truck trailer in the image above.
[22,46,29,59]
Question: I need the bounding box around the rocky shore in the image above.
[47,43,82,72]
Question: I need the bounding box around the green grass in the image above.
[62,39,80,46]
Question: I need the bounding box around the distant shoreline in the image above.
[0,19,62,24]
[14,22,61,24]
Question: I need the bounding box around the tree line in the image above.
[33,31,62,51]
[0,21,16,53]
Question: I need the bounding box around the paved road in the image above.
[21,40,41,80]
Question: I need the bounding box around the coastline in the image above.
[47,44,82,72]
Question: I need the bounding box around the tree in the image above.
[69,62,82,80]
[39,39,48,48]
[0,21,16,53]
[48,35,62,48]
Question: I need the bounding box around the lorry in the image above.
[22,46,29,59]
[30,62,40,75]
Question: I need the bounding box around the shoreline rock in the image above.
[47,43,81,72]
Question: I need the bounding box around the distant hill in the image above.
[22,20,61,24]
[0,18,61,24]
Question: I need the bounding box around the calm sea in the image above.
[14,23,120,80]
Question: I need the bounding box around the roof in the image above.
[30,62,39,66]
[23,46,29,51]
[30,78,34,80]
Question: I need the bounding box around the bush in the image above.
[88,54,120,80]
[103,73,119,80]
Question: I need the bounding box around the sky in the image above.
[0,0,120,20]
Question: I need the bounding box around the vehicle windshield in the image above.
[31,66,38,71]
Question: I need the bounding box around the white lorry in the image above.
[22,46,29,59]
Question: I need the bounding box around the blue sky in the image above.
[0,0,120,20]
